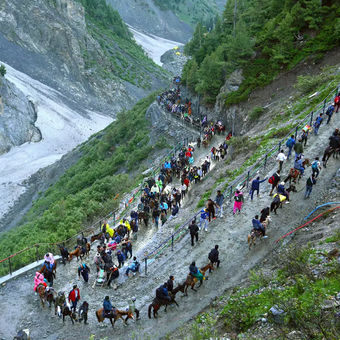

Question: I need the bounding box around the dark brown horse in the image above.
[91,232,103,243]
[95,308,133,327]
[148,283,185,318]
[62,304,78,324]
[184,263,213,296]
[322,146,339,167]
[78,301,89,324]
[45,287,57,308]
[37,283,47,307]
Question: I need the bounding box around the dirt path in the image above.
[0,113,339,339]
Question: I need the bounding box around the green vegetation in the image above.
[249,106,265,121]
[77,0,166,87]
[153,0,220,29]
[182,0,340,106]
[0,64,6,77]
[0,94,168,272]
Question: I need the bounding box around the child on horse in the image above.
[33,272,47,292]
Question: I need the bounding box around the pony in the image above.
[62,303,78,324]
[270,194,286,214]
[37,283,47,307]
[68,245,87,262]
[84,242,91,256]
[45,287,57,308]
[78,301,89,324]
[95,308,133,327]
[90,232,104,243]
[55,292,66,316]
[284,159,311,184]
[148,283,185,319]
[58,245,69,265]
[247,217,270,250]
[184,263,214,296]
[322,146,339,167]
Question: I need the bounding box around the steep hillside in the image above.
[0,0,168,115]
[182,0,340,105]
[107,0,226,43]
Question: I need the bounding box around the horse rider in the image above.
[189,261,204,284]
[252,215,267,237]
[167,275,175,293]
[68,285,80,313]
[33,272,47,292]
[208,245,220,272]
[44,253,55,265]
[156,283,171,303]
[277,181,289,202]
[103,296,116,317]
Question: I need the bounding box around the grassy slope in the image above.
[78,0,167,88]
[153,0,220,27]
[0,94,168,270]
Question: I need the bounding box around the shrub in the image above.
[249,106,265,121]
[0,64,6,77]
[294,74,325,94]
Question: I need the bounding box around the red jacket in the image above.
[68,288,80,302]
[334,95,340,105]
[184,178,190,187]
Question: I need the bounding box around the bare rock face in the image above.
[0,78,41,155]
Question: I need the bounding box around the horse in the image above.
[58,245,69,265]
[95,308,133,327]
[68,246,86,262]
[84,242,91,256]
[37,283,47,307]
[148,283,185,319]
[90,232,103,243]
[55,292,66,316]
[45,287,57,308]
[247,217,270,250]
[284,159,311,184]
[322,146,339,167]
[184,263,214,296]
[62,304,78,324]
[78,301,89,324]
[39,264,56,286]
[270,194,285,215]
[138,211,149,226]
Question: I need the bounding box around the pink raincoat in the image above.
[33,272,47,292]
[44,253,55,265]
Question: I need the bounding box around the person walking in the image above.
[208,245,220,272]
[233,190,244,214]
[311,157,321,178]
[206,199,217,221]
[276,149,287,172]
[294,139,303,159]
[215,190,225,218]
[313,113,323,135]
[188,219,199,246]
[305,174,316,199]
[199,208,209,232]
[285,135,295,160]
[78,263,90,283]
[334,92,340,113]
[250,176,266,200]
[325,104,335,124]
[68,285,80,313]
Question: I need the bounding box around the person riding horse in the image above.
[252,215,267,237]
[155,283,171,304]
[103,296,116,318]
[294,155,305,176]
[189,261,204,284]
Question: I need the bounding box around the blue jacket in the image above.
[277,184,285,195]
[326,105,334,116]
[251,178,266,190]
[252,219,264,231]
[103,299,113,311]
[189,264,198,275]
[200,210,209,219]
[286,137,295,148]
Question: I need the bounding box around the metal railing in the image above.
[142,83,339,274]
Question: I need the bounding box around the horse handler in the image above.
[68,285,80,313]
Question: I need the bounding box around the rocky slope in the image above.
[0,77,41,154]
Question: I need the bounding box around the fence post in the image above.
[246,171,250,188]
[310,111,314,126]
[171,235,174,251]
[144,258,147,275]
[323,99,326,114]
[278,141,281,153]
[264,154,268,169]
[229,186,232,200]
[36,245,39,262]
[294,126,298,140]
[99,220,102,232]
[8,257,12,276]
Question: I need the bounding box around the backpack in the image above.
[312,161,318,170]
[235,194,242,202]
[335,96,340,104]
[268,175,275,184]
